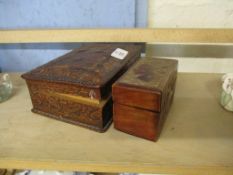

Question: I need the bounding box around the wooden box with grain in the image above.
[22,44,142,132]
[112,58,178,141]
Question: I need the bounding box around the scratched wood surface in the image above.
[0,73,233,175]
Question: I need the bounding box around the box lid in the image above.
[22,44,142,88]
[112,58,178,112]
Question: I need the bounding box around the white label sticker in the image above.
[111,48,128,60]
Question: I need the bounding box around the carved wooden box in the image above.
[22,44,142,132]
[112,58,178,141]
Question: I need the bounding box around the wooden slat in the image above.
[0,29,233,43]
[0,161,233,175]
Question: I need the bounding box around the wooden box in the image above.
[22,44,142,132]
[112,58,178,140]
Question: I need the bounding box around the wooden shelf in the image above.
[1,29,233,43]
[0,73,233,175]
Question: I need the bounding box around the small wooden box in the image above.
[22,44,142,132]
[112,58,178,141]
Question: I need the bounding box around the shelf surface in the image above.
[0,73,233,174]
[1,29,233,43]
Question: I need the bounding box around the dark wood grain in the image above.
[113,58,178,112]
[21,44,142,132]
[114,103,159,141]
[27,80,113,132]
[112,58,178,140]
[22,43,142,100]
[0,169,6,175]
[112,83,161,112]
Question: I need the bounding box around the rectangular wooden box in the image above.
[22,43,142,132]
[112,58,178,140]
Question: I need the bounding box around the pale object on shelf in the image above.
[0,73,13,102]
[221,73,233,112]
[15,170,81,175]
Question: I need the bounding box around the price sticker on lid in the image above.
[111,48,128,60]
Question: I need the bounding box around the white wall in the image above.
[148,0,233,73]
[149,0,233,28]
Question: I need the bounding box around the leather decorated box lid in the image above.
[112,58,178,112]
[22,43,142,100]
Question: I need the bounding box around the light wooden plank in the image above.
[0,73,232,174]
[1,29,233,43]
